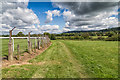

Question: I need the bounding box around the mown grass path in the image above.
[2,40,118,78]
[30,40,87,78]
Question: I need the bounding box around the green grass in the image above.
[1,39,35,57]
[2,40,118,78]
[62,40,118,78]
[56,36,108,39]
[90,36,108,39]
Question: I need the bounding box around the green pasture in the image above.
[2,40,118,78]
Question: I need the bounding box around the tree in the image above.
[105,31,115,37]
[74,33,79,39]
[50,34,56,40]
[105,34,118,41]
[17,32,24,37]
[81,33,89,39]
[44,32,51,38]
[96,32,101,36]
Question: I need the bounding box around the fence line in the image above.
[0,37,47,52]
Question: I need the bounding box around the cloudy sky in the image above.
[0,0,119,35]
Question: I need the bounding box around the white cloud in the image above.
[45,10,53,23]
[45,10,60,23]
[52,10,60,16]
[53,2,118,31]
[38,25,61,34]
[63,28,70,32]
[81,26,88,29]
[40,25,59,30]
[1,0,40,35]
[63,10,75,20]
[65,22,70,28]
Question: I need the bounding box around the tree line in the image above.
[1,30,120,41]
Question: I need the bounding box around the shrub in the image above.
[50,34,56,40]
[105,35,118,41]
[17,32,25,37]
[97,36,104,40]
[74,34,80,39]
[105,31,115,37]
[79,37,84,40]
[81,33,89,39]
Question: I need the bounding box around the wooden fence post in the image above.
[37,37,40,50]
[31,42,33,52]
[42,37,44,48]
[34,40,36,53]
[8,27,16,61]
[8,42,13,61]
[46,35,49,46]
[17,44,20,60]
[45,35,47,48]
[39,37,41,49]
[37,37,39,49]
[28,32,32,54]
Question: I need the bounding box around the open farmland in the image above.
[2,40,118,78]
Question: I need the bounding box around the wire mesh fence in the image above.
[1,36,50,58]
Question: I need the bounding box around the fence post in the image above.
[45,35,47,47]
[35,37,37,48]
[12,38,14,52]
[34,40,36,53]
[39,37,41,49]
[8,27,16,61]
[31,42,32,52]
[28,32,32,54]
[46,35,49,46]
[37,37,40,50]
[8,42,13,61]
[44,35,45,48]
[42,36,44,48]
[17,44,20,60]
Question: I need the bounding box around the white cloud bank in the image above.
[1,0,40,35]
[52,1,118,32]
[38,25,61,34]
[45,10,60,23]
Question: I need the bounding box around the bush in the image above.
[50,34,56,40]
[97,36,104,40]
[105,31,115,37]
[17,32,25,37]
[79,37,84,40]
[44,32,51,38]
[74,34,80,39]
[105,35,118,41]
[70,36,74,40]
[81,33,89,39]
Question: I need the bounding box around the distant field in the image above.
[56,36,108,39]
[90,36,108,38]
[2,40,118,78]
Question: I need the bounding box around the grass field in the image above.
[56,36,108,39]
[2,40,118,78]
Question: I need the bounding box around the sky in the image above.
[0,0,119,35]
[27,2,65,30]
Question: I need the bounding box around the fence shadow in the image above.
[2,55,8,60]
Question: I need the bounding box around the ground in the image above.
[2,40,118,78]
